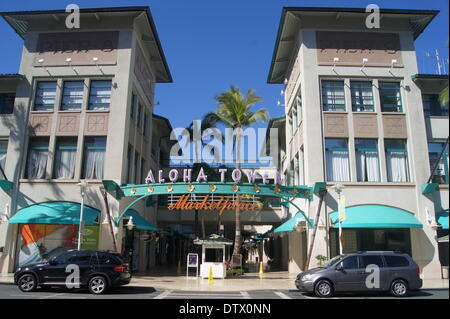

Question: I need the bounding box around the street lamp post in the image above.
[77,181,88,251]
[332,183,345,255]
[126,217,136,272]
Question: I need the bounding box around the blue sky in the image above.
[0,0,448,130]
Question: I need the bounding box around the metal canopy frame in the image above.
[102,180,319,229]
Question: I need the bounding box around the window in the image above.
[67,252,93,265]
[130,93,136,119]
[96,253,117,264]
[384,255,409,268]
[54,137,77,179]
[294,154,299,185]
[379,82,402,112]
[88,80,112,110]
[0,140,7,175]
[360,255,384,268]
[296,93,302,125]
[82,137,106,179]
[137,103,143,129]
[325,139,350,182]
[385,139,409,182]
[141,158,146,184]
[26,137,49,179]
[127,145,133,184]
[34,82,57,111]
[0,93,15,114]
[143,113,149,137]
[355,139,380,182]
[351,81,374,112]
[288,111,293,138]
[423,94,448,117]
[428,142,449,184]
[61,81,84,110]
[322,80,345,111]
[53,252,74,264]
[341,256,359,269]
[292,107,297,134]
[134,151,140,184]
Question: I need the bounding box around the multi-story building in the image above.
[268,7,448,279]
[0,7,173,274]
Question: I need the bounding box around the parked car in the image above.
[295,251,422,297]
[14,250,131,295]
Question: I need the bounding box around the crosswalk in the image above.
[154,290,292,299]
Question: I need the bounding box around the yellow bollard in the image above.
[207,266,214,284]
[177,260,181,275]
[259,261,264,275]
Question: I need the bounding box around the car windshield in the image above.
[322,255,343,268]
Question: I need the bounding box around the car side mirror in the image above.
[335,264,343,271]
[48,259,57,265]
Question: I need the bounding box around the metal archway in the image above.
[102,180,323,228]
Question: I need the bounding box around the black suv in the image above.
[295,251,422,297]
[14,250,131,295]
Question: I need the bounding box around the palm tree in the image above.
[186,113,221,238]
[212,86,269,260]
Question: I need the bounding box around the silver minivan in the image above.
[295,251,422,297]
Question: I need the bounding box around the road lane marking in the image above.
[274,291,292,299]
[153,290,173,299]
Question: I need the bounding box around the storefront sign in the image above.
[80,225,100,250]
[168,194,260,215]
[187,253,199,267]
[145,167,282,185]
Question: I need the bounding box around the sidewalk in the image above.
[1,272,448,291]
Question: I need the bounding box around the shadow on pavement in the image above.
[34,285,157,295]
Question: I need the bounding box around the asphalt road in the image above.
[0,283,448,299]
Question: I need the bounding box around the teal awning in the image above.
[437,210,449,230]
[273,212,313,233]
[330,205,423,229]
[117,209,159,231]
[9,201,100,225]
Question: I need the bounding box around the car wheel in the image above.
[314,280,334,298]
[88,276,108,295]
[17,274,37,293]
[390,279,408,297]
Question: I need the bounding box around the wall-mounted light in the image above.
[332,57,340,72]
[391,59,398,68]
[92,57,104,74]
[277,100,285,107]
[280,89,285,96]
[283,78,288,85]
[37,58,51,75]
[360,58,369,72]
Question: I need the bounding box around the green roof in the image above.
[9,201,100,225]
[437,210,449,230]
[273,211,313,233]
[117,209,159,231]
[330,205,423,228]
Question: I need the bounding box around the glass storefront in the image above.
[330,228,412,257]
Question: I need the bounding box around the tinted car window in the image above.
[384,255,410,267]
[96,253,118,264]
[341,256,359,269]
[54,252,74,264]
[67,253,93,265]
[361,255,384,268]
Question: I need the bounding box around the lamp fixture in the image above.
[332,57,340,72]
[126,216,135,230]
[360,58,369,72]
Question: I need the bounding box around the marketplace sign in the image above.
[168,194,260,215]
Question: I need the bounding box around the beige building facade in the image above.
[268,7,448,279]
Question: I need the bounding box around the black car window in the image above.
[54,252,74,264]
[360,255,384,268]
[384,255,410,267]
[67,252,93,265]
[96,253,117,265]
[341,256,359,269]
